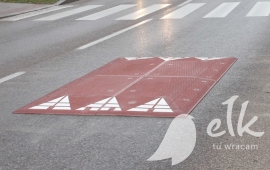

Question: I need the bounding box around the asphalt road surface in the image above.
[0,0,270,169]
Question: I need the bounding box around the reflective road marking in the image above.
[0,72,25,84]
[77,19,152,50]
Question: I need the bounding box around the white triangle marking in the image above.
[128,98,159,112]
[96,97,111,104]
[30,106,49,110]
[125,57,153,60]
[53,96,71,110]
[77,97,121,111]
[29,95,70,110]
[102,97,122,111]
[145,98,160,105]
[40,103,55,106]
[108,97,118,104]
[153,108,173,112]
[60,96,69,103]
[48,96,65,103]
[159,57,186,61]
[154,105,171,109]
[156,98,168,105]
[128,108,149,112]
[159,57,172,61]
[128,98,173,113]
[76,97,110,111]
[195,57,222,61]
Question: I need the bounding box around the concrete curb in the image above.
[56,0,79,5]
[0,0,78,19]
[0,5,53,19]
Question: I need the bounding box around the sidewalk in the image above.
[0,2,52,19]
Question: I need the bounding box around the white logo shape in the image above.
[29,96,71,110]
[128,98,173,112]
[207,95,264,137]
[147,114,196,166]
[77,97,121,111]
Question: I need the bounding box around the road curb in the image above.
[0,5,52,19]
[55,0,79,5]
[0,0,78,19]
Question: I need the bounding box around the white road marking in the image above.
[154,105,171,109]
[153,109,173,112]
[53,107,70,110]
[179,0,193,7]
[88,104,103,107]
[0,72,25,84]
[204,2,240,18]
[116,4,170,20]
[30,106,48,110]
[77,19,152,50]
[146,98,160,105]
[246,2,270,17]
[35,5,102,21]
[77,97,121,111]
[128,98,173,112]
[77,97,110,111]
[77,5,136,20]
[0,6,73,21]
[157,98,168,105]
[101,97,122,111]
[128,108,149,112]
[30,95,71,110]
[161,3,205,19]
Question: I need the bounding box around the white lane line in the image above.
[0,72,25,84]
[35,5,102,21]
[161,3,205,19]
[203,2,240,18]
[0,6,73,21]
[246,2,270,17]
[116,4,170,20]
[77,5,136,20]
[77,19,152,50]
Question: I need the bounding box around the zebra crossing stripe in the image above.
[0,6,73,21]
[116,4,170,20]
[203,2,240,18]
[77,5,136,20]
[161,3,205,19]
[246,2,270,17]
[35,5,102,21]
[179,0,193,7]
[3,3,270,22]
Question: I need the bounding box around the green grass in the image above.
[0,0,58,4]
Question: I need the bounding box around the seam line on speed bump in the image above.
[112,58,169,97]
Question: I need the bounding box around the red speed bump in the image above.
[14,57,237,117]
